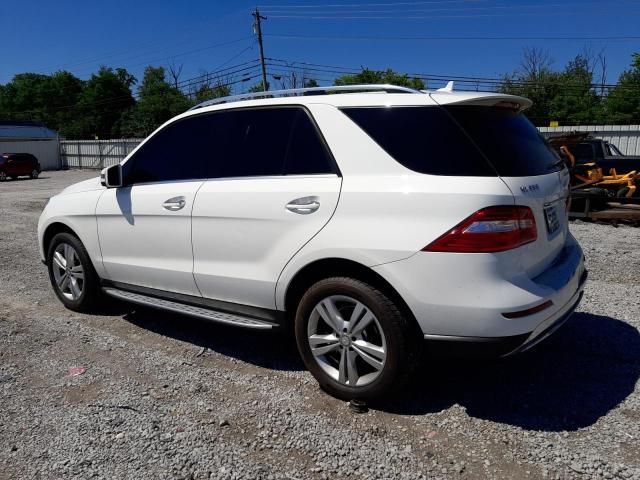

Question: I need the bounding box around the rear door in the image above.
[442,105,570,277]
[192,106,341,309]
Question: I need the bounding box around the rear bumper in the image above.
[373,232,587,340]
[422,283,585,357]
[504,288,584,356]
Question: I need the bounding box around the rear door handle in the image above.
[163,196,186,211]
[286,196,320,215]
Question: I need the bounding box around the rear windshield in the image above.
[341,105,562,177]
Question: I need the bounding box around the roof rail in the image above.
[188,84,420,111]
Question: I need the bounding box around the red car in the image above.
[0,153,41,181]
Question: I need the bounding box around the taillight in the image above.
[423,206,537,253]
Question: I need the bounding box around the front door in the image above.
[96,180,203,296]
[95,112,217,296]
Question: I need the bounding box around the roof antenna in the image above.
[437,81,455,92]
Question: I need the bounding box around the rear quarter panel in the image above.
[275,104,516,309]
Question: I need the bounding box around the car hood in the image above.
[59,176,104,195]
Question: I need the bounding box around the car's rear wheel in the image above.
[30,169,39,179]
[295,277,419,401]
[47,232,101,312]
[0,171,6,181]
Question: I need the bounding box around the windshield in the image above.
[341,105,562,177]
[608,143,624,156]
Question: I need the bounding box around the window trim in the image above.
[124,104,341,187]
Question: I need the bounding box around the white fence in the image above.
[539,125,640,156]
[60,139,144,169]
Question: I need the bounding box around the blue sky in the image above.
[1,0,639,91]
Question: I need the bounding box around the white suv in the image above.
[38,84,587,400]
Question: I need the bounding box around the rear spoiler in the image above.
[428,93,533,111]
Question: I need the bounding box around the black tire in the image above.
[0,171,6,181]
[294,277,419,401]
[30,170,39,179]
[46,232,101,312]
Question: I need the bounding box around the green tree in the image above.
[334,68,425,90]
[0,69,135,138]
[46,71,85,136]
[604,53,640,124]
[194,78,231,103]
[0,71,86,134]
[118,66,193,137]
[72,67,136,138]
[499,48,563,126]
[548,54,603,125]
[248,80,270,92]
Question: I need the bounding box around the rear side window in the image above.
[342,106,562,177]
[284,110,334,175]
[220,108,296,177]
[206,106,335,178]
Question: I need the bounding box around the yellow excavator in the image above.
[548,134,640,223]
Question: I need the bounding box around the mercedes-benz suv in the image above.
[38,84,587,400]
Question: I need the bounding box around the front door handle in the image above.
[163,196,186,211]
[286,196,320,215]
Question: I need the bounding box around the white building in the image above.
[0,121,61,170]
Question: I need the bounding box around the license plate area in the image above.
[544,205,561,237]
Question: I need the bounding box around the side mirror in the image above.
[100,164,123,188]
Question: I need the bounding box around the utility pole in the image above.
[252,8,268,92]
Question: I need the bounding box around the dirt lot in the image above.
[1,170,639,480]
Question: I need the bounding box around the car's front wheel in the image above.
[295,277,419,401]
[47,232,101,312]
[0,171,6,181]
[30,169,39,179]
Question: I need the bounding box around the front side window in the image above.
[124,114,220,184]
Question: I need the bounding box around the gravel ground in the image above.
[1,170,639,480]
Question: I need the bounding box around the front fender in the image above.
[38,190,106,277]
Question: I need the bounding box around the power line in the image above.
[176,60,262,88]
[261,1,625,14]
[260,1,487,8]
[69,37,254,78]
[266,58,639,92]
[27,8,251,75]
[265,33,640,42]
[265,11,640,19]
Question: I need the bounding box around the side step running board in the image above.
[103,288,277,330]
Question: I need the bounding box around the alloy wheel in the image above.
[31,170,39,179]
[307,295,387,387]
[0,172,6,181]
[51,243,85,301]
